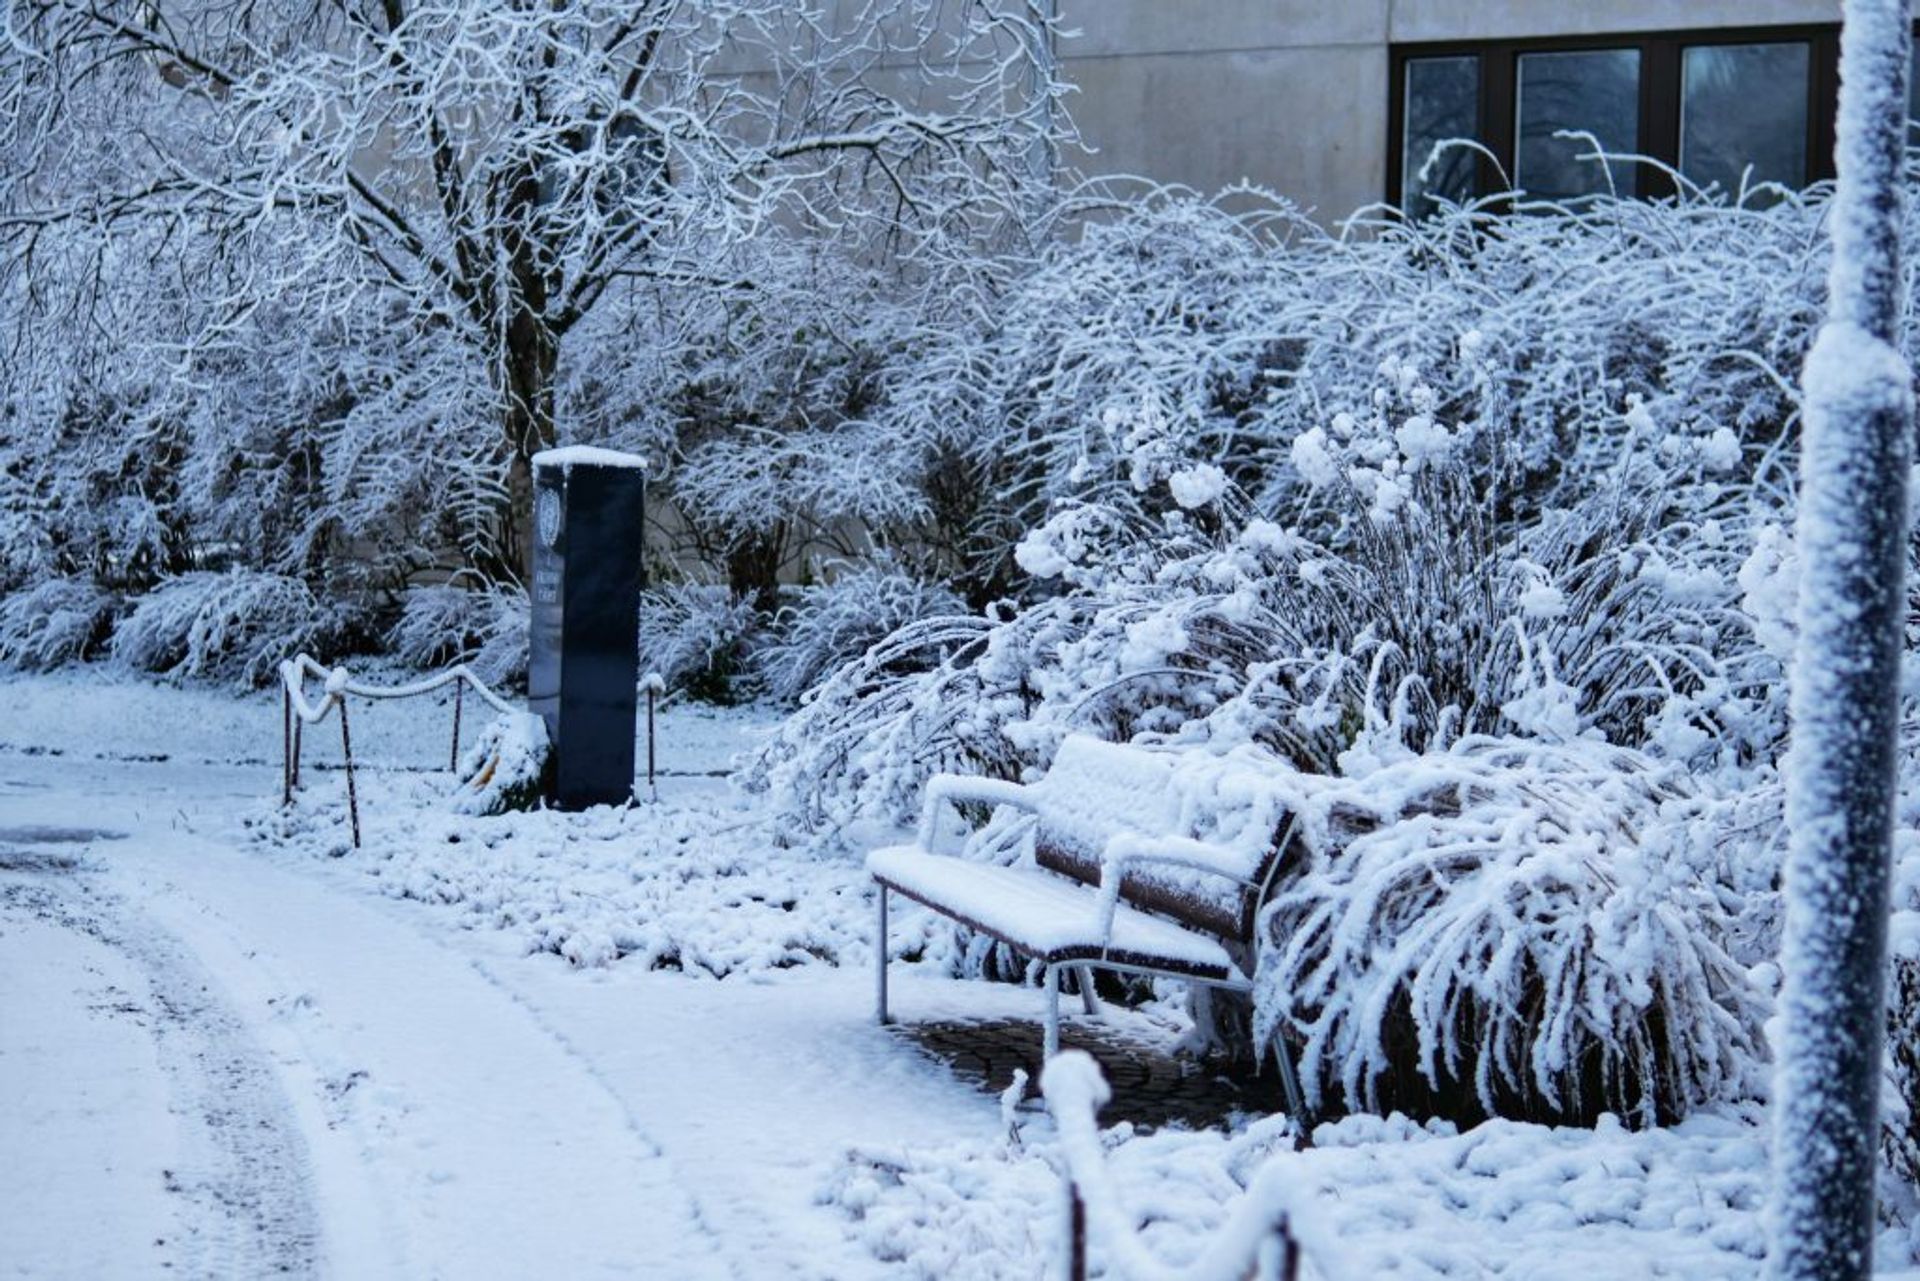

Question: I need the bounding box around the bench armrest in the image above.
[916,774,1040,851]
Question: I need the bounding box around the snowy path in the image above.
[0,758,738,1278]
[0,731,1006,1279]
[1,858,319,1278]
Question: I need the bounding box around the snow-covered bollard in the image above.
[1042,1051,1108,1281]
[1042,1050,1305,1281]
[454,712,553,817]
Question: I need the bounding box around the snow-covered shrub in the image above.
[1253,738,1767,1128]
[748,431,1773,832]
[635,583,766,704]
[753,561,965,706]
[745,180,1827,832]
[0,577,118,669]
[860,180,1820,601]
[389,583,530,688]
[739,608,1030,833]
[612,229,974,609]
[453,712,552,816]
[1,227,505,601]
[111,570,356,686]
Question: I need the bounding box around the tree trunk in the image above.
[726,527,786,615]
[494,171,559,585]
[499,311,555,583]
[1771,3,1912,1278]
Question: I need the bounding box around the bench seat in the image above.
[868,845,1245,983]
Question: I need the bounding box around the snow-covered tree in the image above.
[0,0,1067,579]
[1771,2,1913,1277]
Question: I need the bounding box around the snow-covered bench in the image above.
[869,733,1308,1118]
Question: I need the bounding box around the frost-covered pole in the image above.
[1772,1,1913,1277]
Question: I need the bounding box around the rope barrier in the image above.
[277,653,521,847]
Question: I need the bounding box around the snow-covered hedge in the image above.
[755,561,965,706]
[0,577,118,669]
[389,583,530,689]
[742,181,1830,825]
[635,583,767,704]
[112,570,361,687]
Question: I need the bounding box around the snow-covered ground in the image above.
[2,669,1916,1278]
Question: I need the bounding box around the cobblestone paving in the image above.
[898,1017,1282,1132]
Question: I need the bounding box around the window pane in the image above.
[1515,49,1641,199]
[1403,56,1480,212]
[1681,43,1809,194]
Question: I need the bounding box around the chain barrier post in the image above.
[282,685,293,807]
[450,678,464,772]
[641,670,665,804]
[338,695,361,849]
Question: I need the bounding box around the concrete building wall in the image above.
[1051,1,1901,222]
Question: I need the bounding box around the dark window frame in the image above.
[1387,24,1844,208]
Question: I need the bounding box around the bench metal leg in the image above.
[876,885,891,1026]
[1273,1039,1310,1136]
[1044,964,1061,1060]
[1074,965,1100,1017]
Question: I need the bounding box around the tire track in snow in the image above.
[0,869,321,1278]
[91,823,736,1281]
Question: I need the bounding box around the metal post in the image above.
[1257,1218,1301,1281]
[876,885,891,1025]
[339,696,361,849]
[1066,1181,1087,1281]
[1273,1041,1310,1136]
[450,678,464,771]
[1044,965,1061,1061]
[281,685,292,807]
[292,718,303,790]
[646,685,657,803]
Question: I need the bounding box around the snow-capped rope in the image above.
[1042,1051,1330,1281]
[277,653,521,847]
[279,653,517,722]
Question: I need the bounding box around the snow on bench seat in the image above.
[867,845,1243,983]
[868,734,1314,1122]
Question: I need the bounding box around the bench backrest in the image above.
[1029,735,1296,946]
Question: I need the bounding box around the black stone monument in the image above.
[528,446,648,809]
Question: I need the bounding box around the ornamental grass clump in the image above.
[1251,737,1767,1128]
